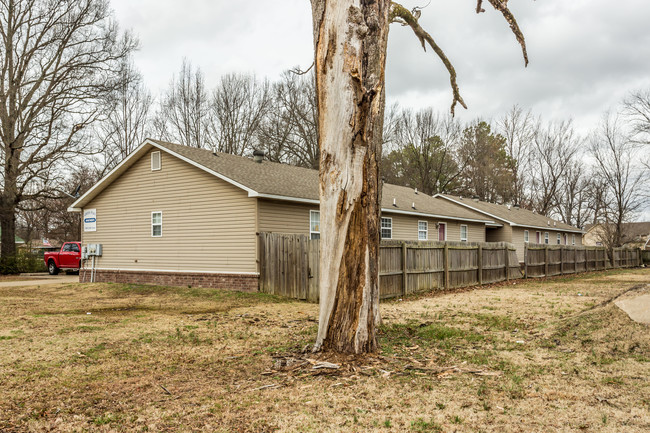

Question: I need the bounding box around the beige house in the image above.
[69,139,495,289]
[583,222,650,249]
[434,194,583,262]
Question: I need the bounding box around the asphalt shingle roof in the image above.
[152,140,493,223]
[438,194,581,232]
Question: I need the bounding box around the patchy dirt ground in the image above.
[0,269,648,432]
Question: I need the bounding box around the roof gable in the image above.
[70,139,495,224]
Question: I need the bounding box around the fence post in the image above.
[478,244,483,285]
[505,244,510,282]
[544,245,549,277]
[443,243,449,289]
[524,244,528,279]
[401,242,408,296]
[560,247,564,275]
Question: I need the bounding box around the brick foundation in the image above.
[79,269,259,292]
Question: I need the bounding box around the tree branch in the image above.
[477,0,529,67]
[389,3,467,116]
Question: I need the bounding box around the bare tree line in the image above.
[97,60,319,173]
[382,103,649,247]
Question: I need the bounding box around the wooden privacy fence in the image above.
[523,244,642,278]
[258,232,521,302]
[642,250,650,265]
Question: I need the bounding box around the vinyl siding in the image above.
[514,227,583,263]
[388,213,485,242]
[257,199,318,235]
[256,200,486,242]
[82,150,257,273]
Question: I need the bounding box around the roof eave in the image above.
[433,194,513,225]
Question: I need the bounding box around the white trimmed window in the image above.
[151,151,161,171]
[310,210,320,240]
[418,221,428,240]
[151,211,162,237]
[460,224,468,242]
[544,232,549,244]
[381,217,392,239]
[572,234,575,246]
[556,233,561,245]
[524,230,529,243]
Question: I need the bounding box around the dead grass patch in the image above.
[0,269,648,432]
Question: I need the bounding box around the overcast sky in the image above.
[111,0,650,135]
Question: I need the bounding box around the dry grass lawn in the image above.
[0,269,649,432]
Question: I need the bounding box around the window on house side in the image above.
[418,221,428,240]
[557,233,561,244]
[310,210,320,240]
[152,212,162,237]
[524,230,529,243]
[460,225,468,242]
[544,232,549,244]
[151,151,161,171]
[572,234,575,246]
[381,217,392,240]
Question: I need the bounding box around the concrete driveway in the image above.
[0,274,79,288]
[616,291,650,325]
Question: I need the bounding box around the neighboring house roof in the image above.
[584,222,650,243]
[435,193,583,233]
[0,228,25,244]
[69,139,496,225]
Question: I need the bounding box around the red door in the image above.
[438,223,446,241]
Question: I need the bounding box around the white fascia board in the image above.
[381,208,495,224]
[510,223,583,234]
[433,194,513,225]
[68,141,152,212]
[252,193,496,224]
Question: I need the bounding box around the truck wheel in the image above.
[48,260,59,276]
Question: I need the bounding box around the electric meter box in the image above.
[81,246,89,260]
[87,244,103,257]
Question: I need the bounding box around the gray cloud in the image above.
[112,0,650,134]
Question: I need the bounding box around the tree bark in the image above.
[311,0,390,353]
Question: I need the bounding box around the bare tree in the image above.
[310,0,528,353]
[383,108,463,195]
[98,58,153,173]
[589,114,645,252]
[528,120,581,215]
[209,73,272,156]
[622,89,650,187]
[0,0,136,271]
[259,71,319,168]
[555,160,593,228]
[496,105,537,207]
[154,59,210,148]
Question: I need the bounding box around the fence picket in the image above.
[257,233,639,302]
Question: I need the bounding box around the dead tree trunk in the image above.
[311,1,390,353]
[310,0,528,353]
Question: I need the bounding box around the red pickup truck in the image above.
[44,242,82,275]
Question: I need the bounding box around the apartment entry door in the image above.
[438,223,446,241]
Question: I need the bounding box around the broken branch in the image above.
[390,2,467,116]
[478,0,529,66]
